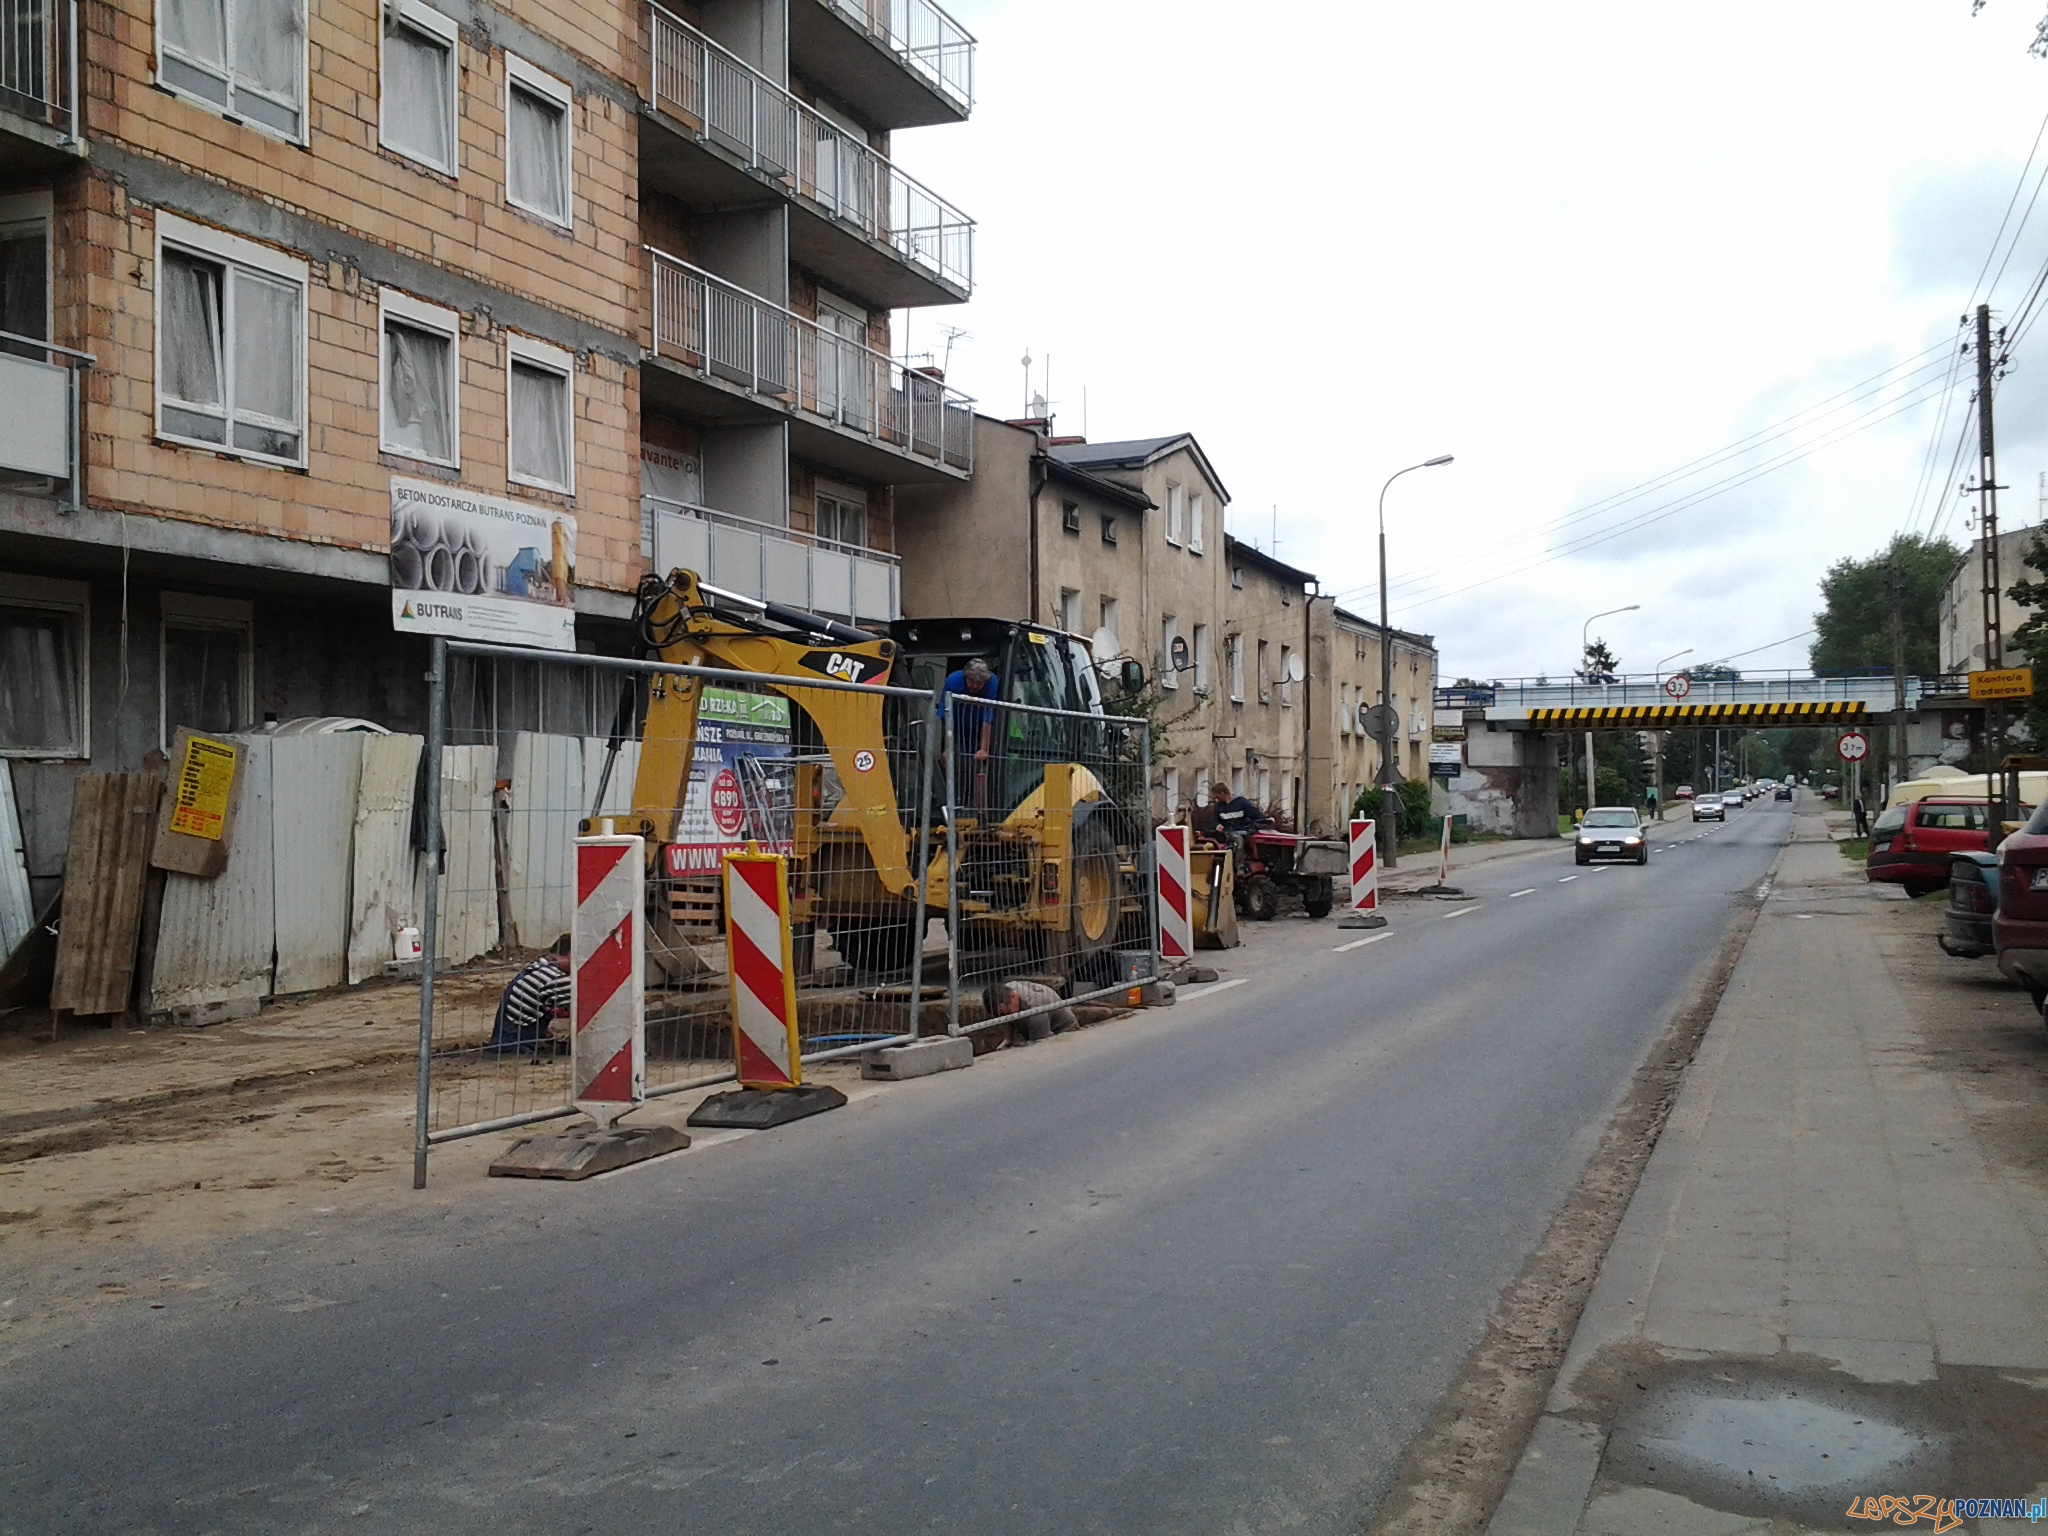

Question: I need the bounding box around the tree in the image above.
[1577,639,1619,683]
[1974,0,2048,55]
[1810,532,1960,677]
[2004,532,2048,746]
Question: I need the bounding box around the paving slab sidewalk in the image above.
[1488,804,2048,1535]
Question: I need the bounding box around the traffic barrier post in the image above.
[572,828,645,1125]
[1155,823,1193,963]
[1339,818,1386,930]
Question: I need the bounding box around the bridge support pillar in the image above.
[1513,731,1561,839]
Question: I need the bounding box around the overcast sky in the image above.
[889,1,2048,681]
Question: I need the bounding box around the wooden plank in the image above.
[49,772,163,1016]
[347,734,424,985]
[271,734,365,995]
[151,729,245,878]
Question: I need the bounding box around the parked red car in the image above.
[1865,798,1999,895]
[1993,803,2048,1010]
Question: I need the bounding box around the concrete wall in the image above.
[1221,542,1311,824]
[895,415,1034,620]
[1939,522,2041,674]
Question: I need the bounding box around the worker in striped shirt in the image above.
[486,941,571,1058]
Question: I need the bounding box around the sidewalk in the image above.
[1488,805,2048,1534]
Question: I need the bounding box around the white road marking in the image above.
[1177,977,1250,1004]
[1333,932,1394,952]
[1559,875,1578,883]
[1508,888,1535,899]
[1440,905,1478,920]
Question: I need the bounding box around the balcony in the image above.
[0,331,90,502]
[0,0,81,160]
[645,248,973,483]
[647,497,899,622]
[788,0,975,129]
[644,3,973,308]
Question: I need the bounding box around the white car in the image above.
[1693,795,1725,822]
[1577,807,1649,865]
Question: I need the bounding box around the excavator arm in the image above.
[627,569,915,897]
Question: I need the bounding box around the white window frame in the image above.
[0,191,54,346]
[1162,766,1180,819]
[1098,596,1118,653]
[1192,622,1209,694]
[504,54,574,229]
[380,0,460,176]
[1279,645,1294,708]
[506,332,575,494]
[379,288,462,469]
[1256,639,1270,704]
[1226,633,1243,703]
[815,477,868,549]
[1188,490,1205,554]
[1058,587,1081,634]
[1159,614,1178,690]
[154,212,310,470]
[155,0,309,144]
[0,572,89,760]
[158,591,254,750]
[1163,481,1182,546]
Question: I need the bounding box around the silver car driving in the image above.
[1577,806,1649,865]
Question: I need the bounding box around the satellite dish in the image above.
[1284,652,1306,684]
[1090,625,1119,661]
[1170,635,1191,671]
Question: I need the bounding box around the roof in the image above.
[1043,455,1153,512]
[1334,604,1436,653]
[1049,434,1231,502]
[1224,533,1316,590]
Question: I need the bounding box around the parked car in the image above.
[1674,785,1694,800]
[1576,806,1648,865]
[1693,794,1725,822]
[1823,785,1841,800]
[1866,798,1997,895]
[1942,851,2000,959]
[1775,783,1793,802]
[1993,800,2048,1013]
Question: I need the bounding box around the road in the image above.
[0,802,1797,1535]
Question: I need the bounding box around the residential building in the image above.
[1939,523,2040,676]
[0,0,977,909]
[1220,535,1316,825]
[1307,600,1437,837]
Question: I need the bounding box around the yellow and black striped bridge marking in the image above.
[1524,701,1869,727]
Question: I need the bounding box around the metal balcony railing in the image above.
[822,0,974,114]
[0,0,77,139]
[0,328,92,504]
[647,3,975,294]
[645,495,899,621]
[647,248,974,473]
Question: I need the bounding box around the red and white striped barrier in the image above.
[1155,823,1193,962]
[572,831,645,1127]
[1348,818,1380,916]
[1437,812,1453,886]
[723,847,802,1089]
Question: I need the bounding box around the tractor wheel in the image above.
[1069,820,1122,962]
[1240,876,1279,922]
[1302,876,1333,919]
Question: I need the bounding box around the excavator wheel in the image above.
[1069,819,1122,962]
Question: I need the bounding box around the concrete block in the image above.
[861,1036,972,1080]
[1139,980,1175,1006]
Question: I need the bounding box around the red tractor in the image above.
[1226,828,1346,921]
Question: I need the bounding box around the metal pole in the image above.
[1375,455,1453,869]
[1141,718,1160,979]
[912,686,940,1039]
[413,636,446,1190]
[944,691,961,1035]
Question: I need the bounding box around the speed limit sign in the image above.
[1837,732,1870,762]
[1663,673,1691,699]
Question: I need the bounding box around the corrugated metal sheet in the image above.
[150,735,276,1011]
[0,762,34,957]
[348,734,423,985]
[414,744,498,964]
[270,734,365,995]
[504,733,582,950]
[582,736,642,825]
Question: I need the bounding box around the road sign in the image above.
[1360,702,1395,738]
[1663,673,1692,700]
[1837,732,1870,763]
[1969,666,2035,701]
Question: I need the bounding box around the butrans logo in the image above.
[401,600,464,622]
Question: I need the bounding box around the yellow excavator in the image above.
[605,568,1150,979]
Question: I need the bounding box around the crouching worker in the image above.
[983,978,1077,1045]
[487,940,571,1057]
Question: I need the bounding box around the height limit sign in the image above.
[1837,731,1870,763]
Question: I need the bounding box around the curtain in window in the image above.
[236,0,302,102]
[231,270,299,456]
[0,230,46,363]
[163,625,247,737]
[0,608,78,753]
[161,251,225,443]
[509,361,568,486]
[162,0,226,68]
[508,84,567,221]
[382,16,452,167]
[386,320,451,460]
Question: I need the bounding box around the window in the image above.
[381,0,458,174]
[0,574,87,758]
[1058,588,1081,633]
[160,592,253,748]
[1163,766,1180,819]
[1100,514,1117,545]
[505,57,572,227]
[1230,766,1244,796]
[1160,614,1179,690]
[1188,491,1205,553]
[380,289,459,467]
[1164,482,1182,546]
[1279,645,1294,708]
[156,214,307,467]
[0,195,51,360]
[1192,622,1209,693]
[158,0,305,139]
[1256,768,1270,807]
[1231,565,1243,590]
[1061,499,1080,534]
[507,334,573,492]
[816,481,867,547]
[1256,639,1270,703]
[1098,596,1119,653]
[1226,634,1243,703]
[1340,682,1352,735]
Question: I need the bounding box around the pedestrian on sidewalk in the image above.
[1853,793,1869,838]
[486,941,571,1058]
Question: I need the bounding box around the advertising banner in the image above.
[661,688,796,877]
[389,476,577,651]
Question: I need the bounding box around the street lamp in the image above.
[1376,454,1454,869]
[1654,647,1693,677]
[1578,605,1639,810]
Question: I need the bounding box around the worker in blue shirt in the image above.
[943,657,999,805]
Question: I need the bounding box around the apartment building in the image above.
[1309,600,1436,836]
[1218,534,1315,824]
[0,0,976,905]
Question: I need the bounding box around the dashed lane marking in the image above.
[1178,977,1251,1004]
[1333,932,1394,953]
[1508,888,1535,899]
[1441,906,1478,920]
[1559,875,1578,883]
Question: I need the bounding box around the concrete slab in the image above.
[1484,1415,1607,1536]
[859,1036,973,1080]
[1782,1335,1937,1383]
[1576,1485,1770,1536]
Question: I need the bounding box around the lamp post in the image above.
[1377,454,1453,868]
[1578,604,1639,810]
[1649,649,1691,820]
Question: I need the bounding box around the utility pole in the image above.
[1972,302,2010,825]
[1889,554,1907,799]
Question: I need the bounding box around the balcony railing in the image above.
[0,0,76,139]
[647,248,974,473]
[0,329,92,503]
[822,0,975,115]
[648,3,974,294]
[646,496,899,621]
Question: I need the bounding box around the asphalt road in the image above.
[0,801,1797,1535]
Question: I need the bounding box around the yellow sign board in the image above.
[167,735,238,840]
[1969,666,2035,702]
